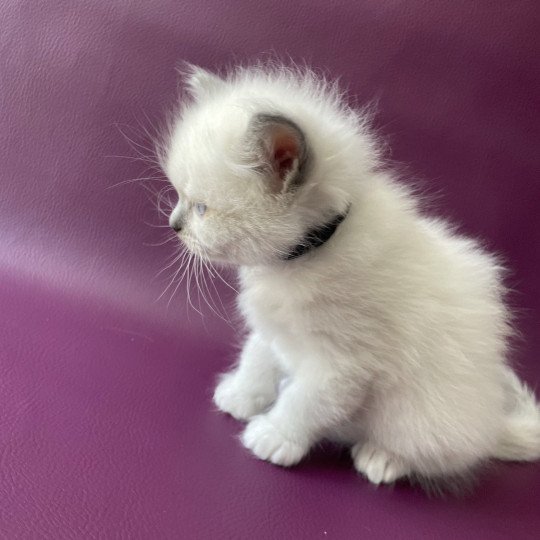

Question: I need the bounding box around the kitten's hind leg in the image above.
[214,333,281,421]
[352,441,410,484]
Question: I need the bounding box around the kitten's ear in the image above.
[249,114,309,193]
[181,63,225,100]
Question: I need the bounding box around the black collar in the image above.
[283,206,350,261]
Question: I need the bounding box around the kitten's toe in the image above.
[213,372,275,421]
[242,415,309,467]
[352,442,409,484]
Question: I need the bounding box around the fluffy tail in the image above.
[493,370,540,462]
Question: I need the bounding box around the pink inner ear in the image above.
[273,132,300,180]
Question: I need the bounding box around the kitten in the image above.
[162,63,540,485]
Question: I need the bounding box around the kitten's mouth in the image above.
[180,236,222,262]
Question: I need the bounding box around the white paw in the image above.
[241,415,309,467]
[352,442,409,484]
[213,372,275,421]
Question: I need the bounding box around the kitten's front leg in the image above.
[214,333,281,421]
[242,366,364,467]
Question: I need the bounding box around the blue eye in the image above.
[195,203,207,217]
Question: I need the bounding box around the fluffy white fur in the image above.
[163,63,540,486]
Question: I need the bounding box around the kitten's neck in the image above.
[282,206,351,261]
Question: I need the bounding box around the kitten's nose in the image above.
[169,205,183,232]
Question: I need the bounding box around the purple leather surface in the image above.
[1,0,539,538]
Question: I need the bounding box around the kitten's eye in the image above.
[195,203,207,217]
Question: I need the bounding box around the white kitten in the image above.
[163,63,540,486]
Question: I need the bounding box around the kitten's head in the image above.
[162,64,374,266]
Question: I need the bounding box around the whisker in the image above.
[194,252,206,315]
[197,254,219,317]
[201,257,233,324]
[156,250,185,306]
[107,173,167,190]
[104,154,161,166]
[156,247,185,276]
[208,262,239,294]
[143,235,177,247]
[175,250,199,315]
[136,110,166,159]
[143,221,174,229]
[113,122,162,162]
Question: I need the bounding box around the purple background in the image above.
[1,0,539,538]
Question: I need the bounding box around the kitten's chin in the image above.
[202,249,276,268]
[182,237,280,267]
[182,241,237,267]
